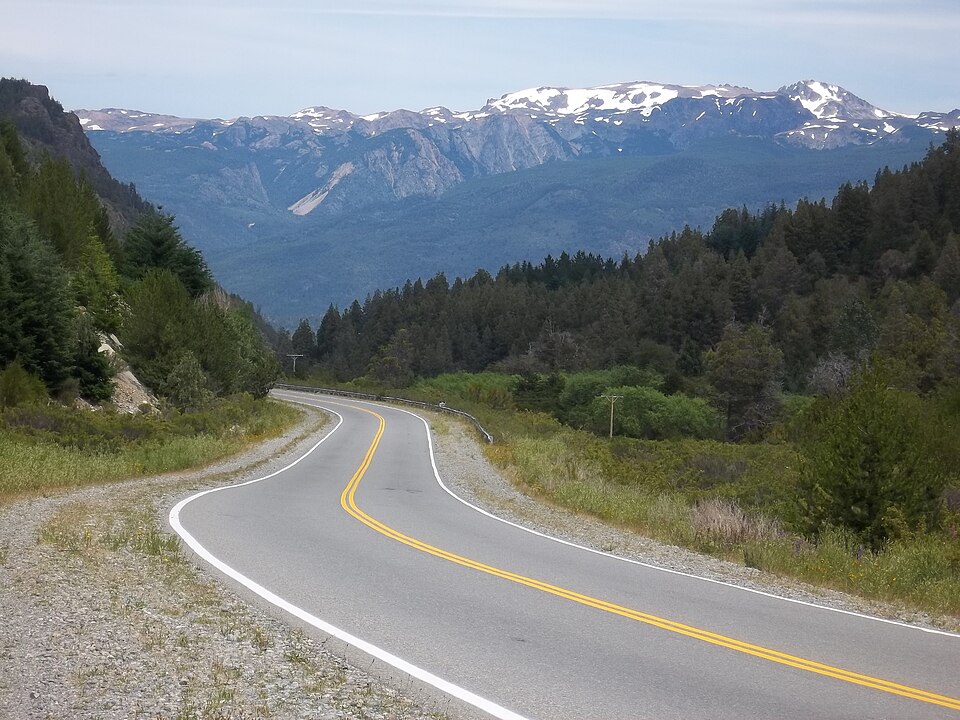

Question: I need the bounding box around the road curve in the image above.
[170,390,960,719]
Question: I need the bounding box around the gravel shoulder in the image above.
[0,399,955,720]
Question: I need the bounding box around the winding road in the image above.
[169,390,960,719]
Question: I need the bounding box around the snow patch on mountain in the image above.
[482,82,749,119]
[780,80,902,121]
[75,108,213,133]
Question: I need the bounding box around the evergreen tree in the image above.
[290,318,316,376]
[728,250,754,322]
[705,322,784,440]
[124,211,213,297]
[830,181,871,271]
[797,369,947,549]
[0,121,26,202]
[0,211,73,392]
[751,238,802,317]
[69,314,113,402]
[119,268,194,394]
[369,328,415,387]
[71,230,121,330]
[20,157,100,267]
[316,305,341,358]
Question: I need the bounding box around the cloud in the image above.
[267,0,960,29]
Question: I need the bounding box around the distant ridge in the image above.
[78,79,960,151]
[74,78,957,323]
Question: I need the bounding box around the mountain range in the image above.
[77,80,960,325]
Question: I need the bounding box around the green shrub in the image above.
[796,369,947,549]
[557,366,663,427]
[0,361,46,408]
[590,385,720,440]
[166,350,213,412]
[409,372,517,406]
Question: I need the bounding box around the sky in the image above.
[3,0,959,119]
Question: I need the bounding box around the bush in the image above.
[558,366,664,427]
[166,350,213,412]
[0,361,46,408]
[70,316,113,402]
[590,385,720,440]
[796,368,947,549]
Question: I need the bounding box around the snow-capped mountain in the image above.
[76,78,959,225]
[77,108,212,133]
[76,79,957,322]
[78,79,958,151]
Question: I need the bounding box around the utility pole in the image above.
[600,394,623,438]
[286,354,304,375]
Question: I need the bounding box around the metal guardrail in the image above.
[272,383,495,444]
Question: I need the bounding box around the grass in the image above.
[744,527,960,616]
[0,395,299,503]
[37,500,184,563]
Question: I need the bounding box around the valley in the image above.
[78,80,956,324]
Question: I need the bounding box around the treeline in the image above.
[0,120,277,409]
[290,132,960,407]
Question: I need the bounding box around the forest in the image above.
[296,131,960,403]
[0,119,278,412]
[286,133,960,577]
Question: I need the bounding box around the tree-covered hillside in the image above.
[0,78,148,232]
[92,127,931,324]
[0,93,278,410]
[304,132,960,406]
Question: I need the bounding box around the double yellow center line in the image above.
[338,405,960,713]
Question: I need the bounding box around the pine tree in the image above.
[0,120,27,202]
[798,369,946,549]
[290,318,316,376]
[70,314,113,402]
[119,268,194,393]
[705,322,784,440]
[124,211,213,297]
[728,250,754,322]
[0,211,73,391]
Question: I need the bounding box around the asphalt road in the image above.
[170,390,960,719]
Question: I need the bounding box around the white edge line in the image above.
[307,392,960,640]
[168,399,530,720]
